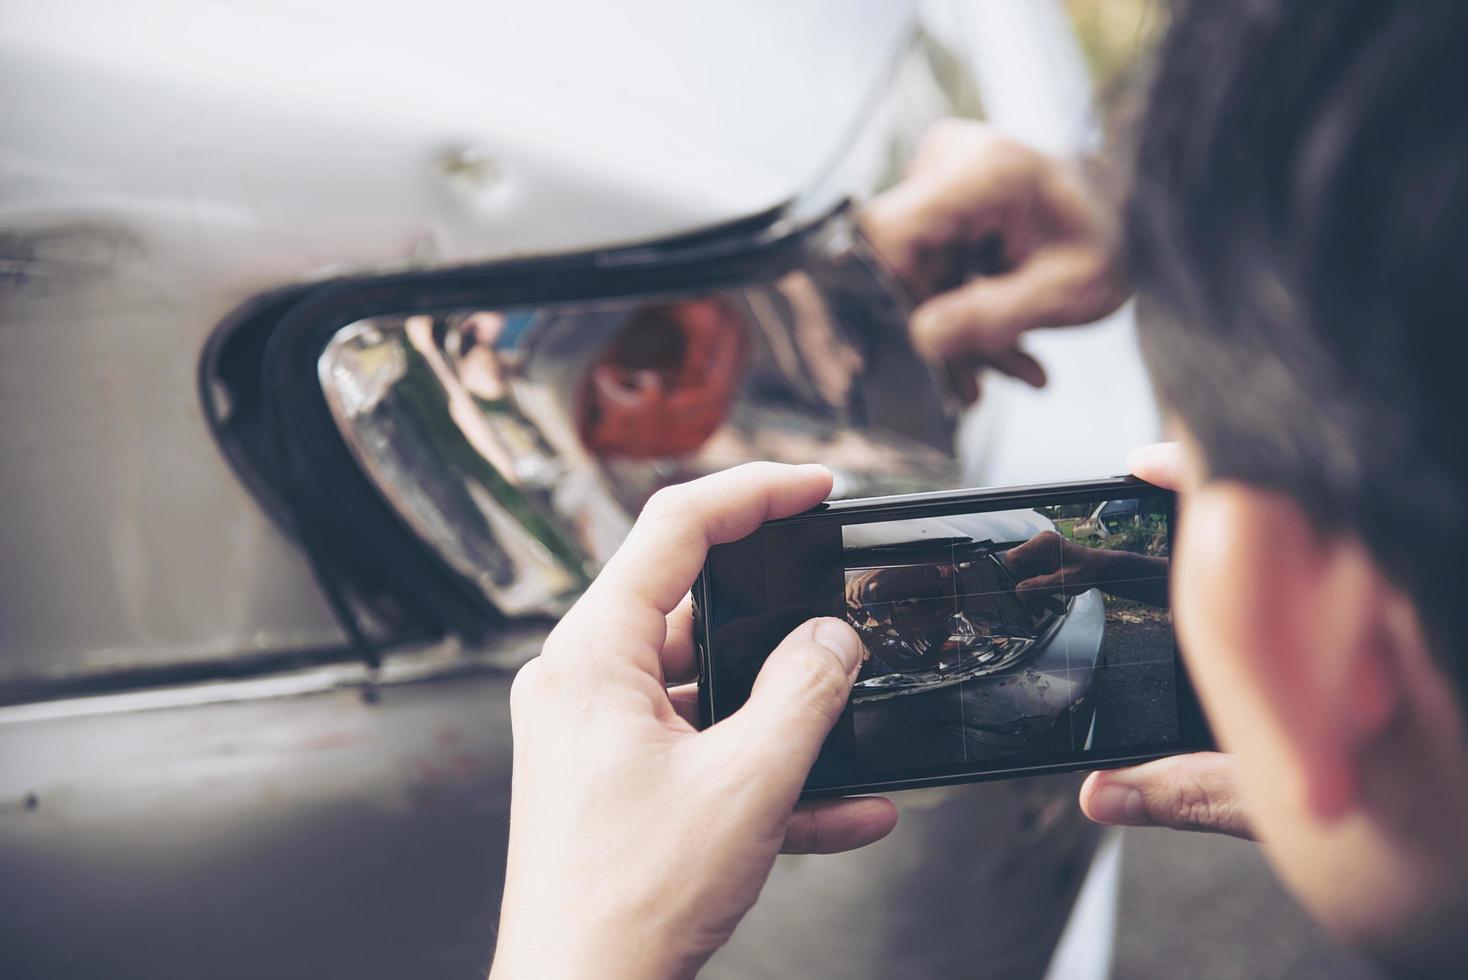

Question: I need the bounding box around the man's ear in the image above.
[1179,483,1401,823]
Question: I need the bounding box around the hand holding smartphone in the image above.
[694,477,1213,797]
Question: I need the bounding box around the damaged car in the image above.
[0,2,1131,978]
[842,511,1106,763]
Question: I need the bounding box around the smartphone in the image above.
[693,476,1213,797]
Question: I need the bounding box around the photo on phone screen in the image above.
[696,480,1209,795]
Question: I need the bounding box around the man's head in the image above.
[1127,0,1468,963]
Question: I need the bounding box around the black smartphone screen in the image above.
[695,477,1212,796]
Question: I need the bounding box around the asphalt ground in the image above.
[1114,828,1383,979]
[1095,607,1382,979]
[1090,605,1178,750]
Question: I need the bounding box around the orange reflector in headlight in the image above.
[576,297,747,458]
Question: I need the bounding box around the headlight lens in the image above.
[843,538,1067,703]
[576,296,748,459]
[317,206,959,619]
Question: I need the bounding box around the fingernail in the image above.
[1088,784,1148,826]
[813,618,863,676]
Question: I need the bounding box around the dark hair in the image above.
[1126,0,1468,697]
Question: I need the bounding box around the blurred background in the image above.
[0,1,1379,977]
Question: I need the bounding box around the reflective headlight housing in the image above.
[843,537,1068,703]
[317,204,955,622]
[206,30,982,645]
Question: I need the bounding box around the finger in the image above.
[983,346,1047,388]
[909,247,1116,360]
[1002,541,1034,571]
[864,130,1028,265]
[1127,442,1184,490]
[1003,531,1062,579]
[862,173,1016,293]
[944,357,980,404]
[668,686,702,729]
[593,462,831,614]
[944,349,1045,401]
[862,177,975,287]
[667,683,702,729]
[1080,753,1254,840]
[508,658,539,731]
[508,658,541,771]
[709,618,863,802]
[1015,573,1064,596]
[860,190,924,286]
[662,594,697,684]
[781,797,899,854]
[553,463,833,679]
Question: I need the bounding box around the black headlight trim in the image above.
[203,199,849,653]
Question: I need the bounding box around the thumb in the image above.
[1015,572,1064,596]
[713,618,863,799]
[1080,753,1254,840]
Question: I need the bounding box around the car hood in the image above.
[1,0,915,274]
[842,509,1055,550]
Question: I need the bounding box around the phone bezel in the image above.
[694,475,1215,798]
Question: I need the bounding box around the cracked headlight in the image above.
[843,537,1067,702]
[315,204,958,623]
